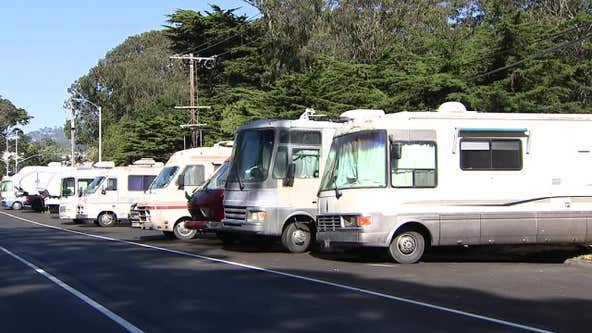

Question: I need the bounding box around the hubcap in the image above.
[292,229,308,246]
[397,234,416,255]
[177,222,193,236]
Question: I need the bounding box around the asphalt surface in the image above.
[1,209,591,332]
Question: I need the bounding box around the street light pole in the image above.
[98,106,102,162]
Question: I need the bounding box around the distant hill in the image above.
[27,126,68,147]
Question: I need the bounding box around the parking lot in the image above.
[1,209,591,332]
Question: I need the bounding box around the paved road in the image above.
[1,209,591,332]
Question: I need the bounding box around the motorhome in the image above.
[133,143,232,240]
[186,160,230,233]
[76,159,163,227]
[316,102,592,264]
[1,163,69,210]
[57,162,115,221]
[221,109,343,252]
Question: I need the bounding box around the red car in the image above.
[186,161,228,232]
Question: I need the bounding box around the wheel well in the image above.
[99,211,117,220]
[282,214,316,233]
[393,222,432,247]
[175,216,192,225]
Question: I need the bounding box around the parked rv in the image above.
[1,163,70,211]
[221,109,344,252]
[316,102,592,264]
[76,159,163,227]
[185,160,229,233]
[57,162,115,221]
[132,142,232,239]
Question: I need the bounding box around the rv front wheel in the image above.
[97,212,116,227]
[173,219,197,240]
[281,222,311,253]
[11,202,23,210]
[389,230,425,264]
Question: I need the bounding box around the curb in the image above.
[564,258,592,269]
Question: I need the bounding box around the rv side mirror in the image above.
[101,187,107,195]
[177,176,185,189]
[283,163,295,187]
[392,142,402,160]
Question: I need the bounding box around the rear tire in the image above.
[173,219,197,240]
[97,212,116,227]
[11,202,23,210]
[388,230,425,264]
[281,222,312,253]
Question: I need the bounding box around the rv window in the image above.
[128,175,156,191]
[292,148,320,178]
[279,130,322,145]
[391,142,437,188]
[460,139,522,170]
[61,177,75,197]
[182,165,206,187]
[105,178,117,191]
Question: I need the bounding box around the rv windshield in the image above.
[150,166,179,189]
[85,176,105,194]
[228,129,275,183]
[320,130,387,191]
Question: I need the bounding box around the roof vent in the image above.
[437,102,467,113]
[93,161,115,169]
[132,158,157,166]
[214,141,234,148]
[339,109,385,122]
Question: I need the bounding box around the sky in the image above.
[0,1,259,133]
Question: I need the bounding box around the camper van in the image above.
[57,162,115,221]
[76,159,163,227]
[1,163,70,211]
[221,109,343,252]
[316,102,592,264]
[133,143,232,240]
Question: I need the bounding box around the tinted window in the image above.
[461,139,522,170]
[105,178,117,191]
[128,175,156,191]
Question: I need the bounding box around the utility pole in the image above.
[69,102,76,167]
[14,134,18,174]
[170,54,215,148]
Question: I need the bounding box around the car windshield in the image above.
[320,130,387,191]
[85,176,105,194]
[203,163,229,191]
[227,129,275,183]
[150,166,179,189]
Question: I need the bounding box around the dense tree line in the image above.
[67,0,591,165]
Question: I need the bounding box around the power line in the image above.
[474,33,592,79]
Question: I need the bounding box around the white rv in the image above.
[316,102,592,264]
[57,162,115,221]
[76,159,163,227]
[222,110,343,252]
[133,142,232,240]
[1,163,70,210]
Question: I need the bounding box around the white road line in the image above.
[0,211,554,333]
[0,245,143,333]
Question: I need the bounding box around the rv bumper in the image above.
[317,230,389,247]
[221,220,265,234]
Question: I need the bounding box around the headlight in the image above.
[247,210,267,222]
[342,215,372,227]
